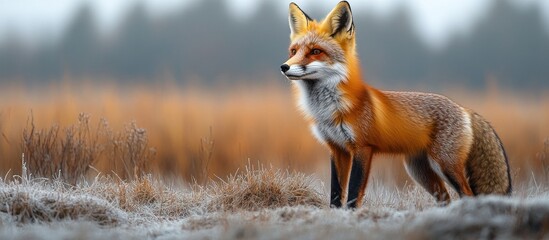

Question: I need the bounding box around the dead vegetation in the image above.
[21,113,155,183]
[0,175,126,226]
[1,168,549,239]
[22,113,103,184]
[0,163,325,226]
[1,83,547,184]
[0,83,548,238]
[537,138,549,183]
[205,164,324,211]
[2,120,549,238]
[107,121,156,180]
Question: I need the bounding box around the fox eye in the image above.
[311,49,322,55]
[290,49,297,55]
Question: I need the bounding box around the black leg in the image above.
[330,156,342,208]
[331,155,365,208]
[347,156,364,209]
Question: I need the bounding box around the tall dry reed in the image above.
[0,81,547,185]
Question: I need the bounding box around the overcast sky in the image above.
[0,0,548,47]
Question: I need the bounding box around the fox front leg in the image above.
[347,147,373,208]
[330,149,353,208]
[330,156,342,207]
[333,154,370,208]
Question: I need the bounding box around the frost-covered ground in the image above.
[1,167,549,239]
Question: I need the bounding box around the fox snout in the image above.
[280,64,290,73]
[280,61,306,80]
[281,59,347,82]
[280,63,318,80]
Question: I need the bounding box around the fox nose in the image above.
[280,64,290,73]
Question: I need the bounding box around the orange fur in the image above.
[282,1,511,208]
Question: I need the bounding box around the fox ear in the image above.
[324,1,354,38]
[288,3,312,38]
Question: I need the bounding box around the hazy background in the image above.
[1,4,549,237]
[0,0,548,184]
[1,0,548,90]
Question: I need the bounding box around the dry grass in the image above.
[21,113,103,184]
[18,112,155,183]
[0,74,546,239]
[0,165,549,239]
[0,163,325,225]
[106,121,156,180]
[205,164,324,211]
[0,82,324,182]
[0,171,126,225]
[0,81,548,185]
[536,138,549,184]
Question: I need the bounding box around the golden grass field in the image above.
[1,80,549,239]
[0,80,548,186]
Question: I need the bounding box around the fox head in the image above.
[281,1,357,83]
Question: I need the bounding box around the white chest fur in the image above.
[310,122,354,148]
[294,80,355,147]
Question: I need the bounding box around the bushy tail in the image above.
[465,112,512,195]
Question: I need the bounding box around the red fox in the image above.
[281,1,511,208]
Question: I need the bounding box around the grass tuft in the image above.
[0,181,125,225]
[206,164,325,212]
[131,176,157,205]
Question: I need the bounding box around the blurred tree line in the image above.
[0,0,547,89]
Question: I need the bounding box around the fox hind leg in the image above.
[404,151,451,203]
[428,153,474,197]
